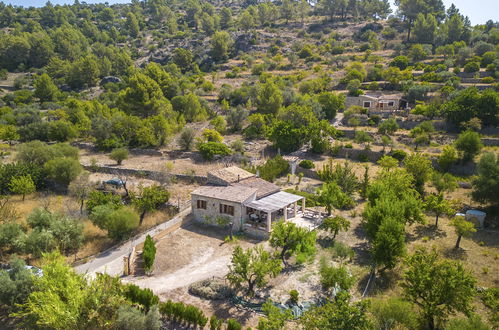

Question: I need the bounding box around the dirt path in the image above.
[124,250,231,293]
[123,223,256,295]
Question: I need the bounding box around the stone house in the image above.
[345,93,408,118]
[191,167,305,237]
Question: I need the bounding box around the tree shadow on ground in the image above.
[207,297,261,325]
[370,269,401,296]
[352,241,371,267]
[353,222,368,240]
[443,247,468,260]
[316,236,334,249]
[407,224,447,242]
[470,229,499,248]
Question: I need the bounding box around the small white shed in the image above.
[466,210,486,228]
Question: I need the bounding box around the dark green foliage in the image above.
[443,88,498,127]
[256,155,290,182]
[378,118,399,135]
[390,149,407,161]
[115,305,161,330]
[227,246,282,296]
[318,182,355,214]
[445,315,490,330]
[124,284,159,312]
[257,300,292,330]
[198,142,231,160]
[455,130,483,162]
[320,216,350,239]
[299,159,314,169]
[472,153,499,206]
[390,55,409,70]
[86,190,122,213]
[179,127,196,151]
[25,208,84,256]
[269,221,316,266]
[0,258,36,307]
[319,260,355,291]
[300,291,371,329]
[0,162,43,194]
[317,160,359,197]
[402,248,477,330]
[131,185,170,224]
[284,189,320,207]
[369,298,419,330]
[90,205,139,241]
[227,319,242,330]
[142,235,156,274]
[372,217,406,269]
[159,300,208,327]
[109,148,129,165]
[44,157,82,185]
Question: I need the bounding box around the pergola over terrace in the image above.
[244,191,305,232]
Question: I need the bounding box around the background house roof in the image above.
[235,177,280,199]
[207,166,254,185]
[191,185,256,203]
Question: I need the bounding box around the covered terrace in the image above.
[243,191,305,232]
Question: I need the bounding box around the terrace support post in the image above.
[267,212,272,232]
[284,207,288,221]
[294,201,298,218]
[301,198,305,213]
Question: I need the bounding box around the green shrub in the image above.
[370,298,419,330]
[464,61,480,73]
[142,235,156,274]
[329,241,355,261]
[358,153,369,162]
[124,284,159,312]
[227,319,242,330]
[390,149,407,161]
[256,155,289,182]
[289,289,299,304]
[44,157,82,185]
[481,76,494,83]
[86,190,122,213]
[299,159,315,169]
[284,189,319,207]
[109,148,129,165]
[198,142,231,160]
[210,315,223,330]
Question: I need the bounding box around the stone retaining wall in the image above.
[83,165,207,185]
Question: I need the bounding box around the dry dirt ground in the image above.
[123,222,264,326]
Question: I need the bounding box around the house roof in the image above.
[191,185,257,203]
[235,177,280,199]
[244,191,304,213]
[207,166,254,184]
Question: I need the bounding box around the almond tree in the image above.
[401,247,476,330]
[227,246,281,296]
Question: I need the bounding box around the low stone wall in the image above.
[482,138,499,147]
[83,165,207,185]
[295,167,320,180]
[334,148,384,162]
[242,225,269,240]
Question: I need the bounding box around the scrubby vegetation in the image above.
[0,0,497,328]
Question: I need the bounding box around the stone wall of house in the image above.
[191,195,248,231]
